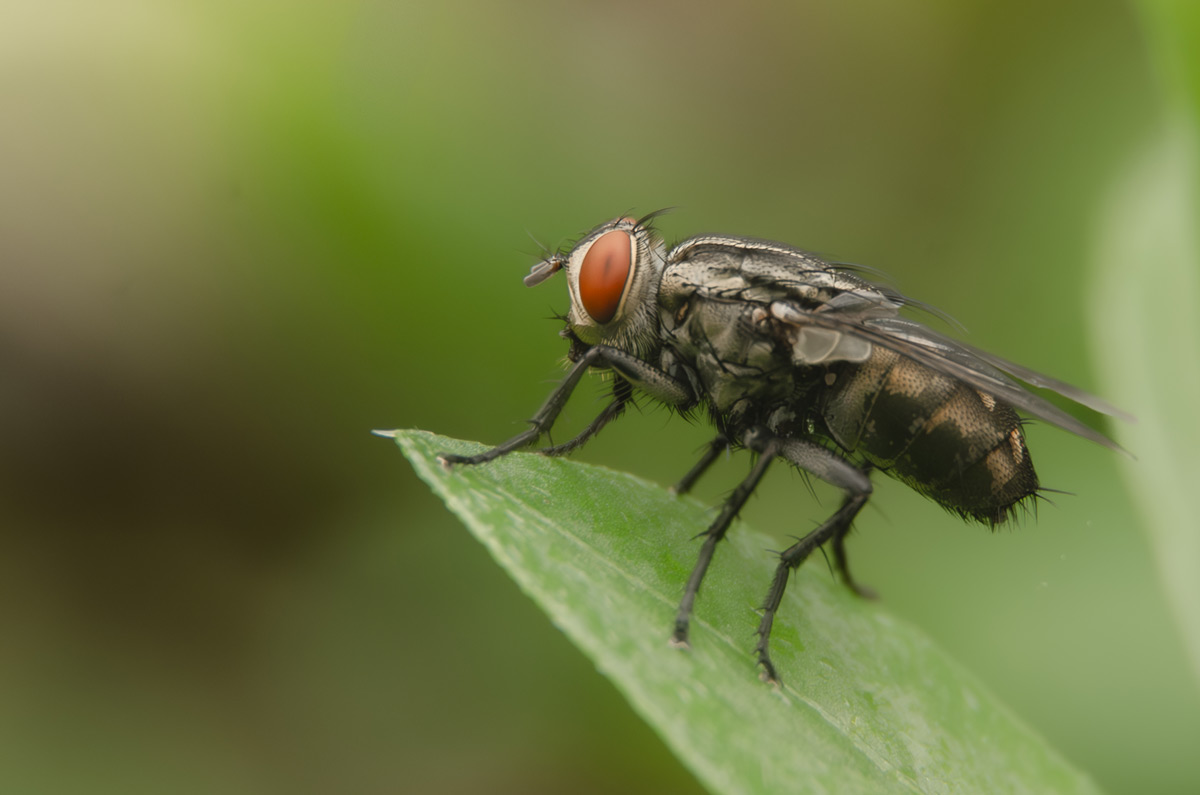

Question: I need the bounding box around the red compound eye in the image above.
[578,230,632,324]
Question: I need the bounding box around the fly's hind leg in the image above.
[831,505,877,600]
[755,439,872,684]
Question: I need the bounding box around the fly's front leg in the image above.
[438,350,596,467]
[539,378,632,457]
[672,427,779,650]
[439,345,694,467]
[755,439,872,684]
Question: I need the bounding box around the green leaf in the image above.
[386,429,1099,795]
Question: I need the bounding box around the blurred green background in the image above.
[3,1,1198,793]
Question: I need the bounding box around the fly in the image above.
[438,213,1133,684]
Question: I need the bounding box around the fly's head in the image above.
[524,215,667,359]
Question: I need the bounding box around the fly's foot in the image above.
[846,580,879,600]
[755,642,782,686]
[437,446,512,468]
[844,576,883,600]
[669,620,691,650]
[437,453,476,468]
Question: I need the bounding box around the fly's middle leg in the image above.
[670,434,729,496]
[671,427,778,650]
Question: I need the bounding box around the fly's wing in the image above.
[779,304,1130,452]
[666,235,1130,452]
[870,316,1135,420]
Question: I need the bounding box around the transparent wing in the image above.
[780,302,1131,452]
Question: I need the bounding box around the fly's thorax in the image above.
[559,217,667,360]
[659,288,798,414]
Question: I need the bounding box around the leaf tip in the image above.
[371,429,398,439]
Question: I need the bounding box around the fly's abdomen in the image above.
[821,349,1038,524]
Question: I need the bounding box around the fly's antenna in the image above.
[525,228,554,260]
[522,228,566,287]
